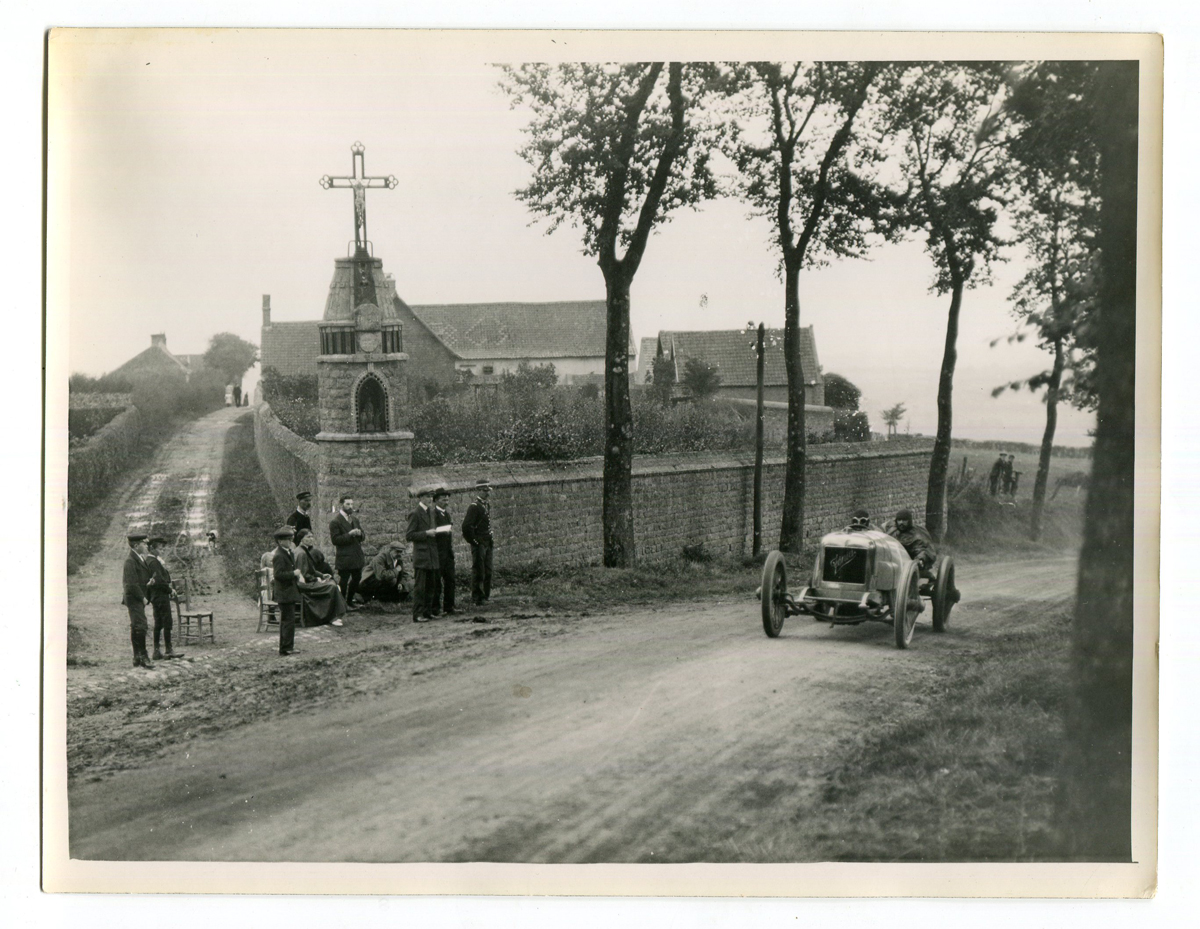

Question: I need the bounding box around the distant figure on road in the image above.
[121,534,153,669]
[432,488,457,616]
[271,526,302,656]
[1001,454,1016,495]
[988,454,1005,496]
[359,541,409,604]
[462,479,494,606]
[294,529,346,627]
[146,536,182,660]
[232,384,242,406]
[406,486,441,623]
[286,490,314,545]
[330,494,366,611]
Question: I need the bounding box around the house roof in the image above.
[260,322,320,378]
[637,337,658,380]
[408,301,633,361]
[110,344,199,381]
[661,326,821,388]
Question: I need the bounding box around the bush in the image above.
[833,410,871,442]
[70,372,133,394]
[68,406,125,443]
[261,367,318,404]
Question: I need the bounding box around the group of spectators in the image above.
[988,453,1022,496]
[266,480,496,656]
[120,534,185,669]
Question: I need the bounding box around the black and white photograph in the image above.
[41,28,1161,899]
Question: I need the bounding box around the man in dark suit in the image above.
[271,526,302,656]
[988,454,1005,496]
[146,536,182,660]
[405,486,441,623]
[432,488,457,616]
[122,534,154,668]
[329,494,366,611]
[286,490,314,544]
[461,478,493,605]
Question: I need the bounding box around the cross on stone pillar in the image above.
[320,142,398,256]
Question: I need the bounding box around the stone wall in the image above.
[253,399,932,568]
[254,402,319,513]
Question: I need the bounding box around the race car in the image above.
[759,527,958,649]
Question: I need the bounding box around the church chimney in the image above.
[151,333,167,349]
[262,295,272,327]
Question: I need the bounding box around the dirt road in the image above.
[67,553,1077,863]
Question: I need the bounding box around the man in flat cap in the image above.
[146,536,182,660]
[432,487,457,616]
[461,478,494,606]
[271,526,302,656]
[286,490,314,545]
[121,534,154,668]
[406,485,441,623]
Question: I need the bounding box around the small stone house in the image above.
[108,333,207,383]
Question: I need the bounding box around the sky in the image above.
[52,29,1099,445]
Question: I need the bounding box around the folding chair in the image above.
[175,576,215,644]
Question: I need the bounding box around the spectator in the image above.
[121,533,153,669]
[988,454,1005,496]
[406,485,441,623]
[359,541,410,604]
[294,529,346,627]
[432,488,457,616]
[462,478,494,606]
[145,536,182,660]
[329,494,366,611]
[271,527,302,657]
[286,490,313,544]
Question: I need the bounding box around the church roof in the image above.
[660,326,821,388]
[407,301,633,360]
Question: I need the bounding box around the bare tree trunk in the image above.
[779,263,806,553]
[925,278,963,540]
[1030,336,1064,540]
[602,271,635,567]
[1063,60,1137,861]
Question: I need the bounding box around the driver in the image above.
[845,508,882,532]
[888,508,936,575]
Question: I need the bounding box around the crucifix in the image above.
[320,142,398,255]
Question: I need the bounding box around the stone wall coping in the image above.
[315,431,416,442]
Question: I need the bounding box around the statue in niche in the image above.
[357,377,387,434]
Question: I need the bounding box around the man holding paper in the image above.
[432,487,457,616]
[405,485,442,623]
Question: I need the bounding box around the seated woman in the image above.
[359,541,410,603]
[294,529,347,627]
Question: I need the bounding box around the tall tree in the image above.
[886,63,1015,539]
[500,63,716,567]
[822,372,861,411]
[881,402,907,438]
[723,62,886,552]
[1001,62,1102,540]
[1062,59,1139,862]
[203,332,259,386]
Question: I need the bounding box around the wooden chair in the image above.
[175,576,215,644]
[257,564,311,632]
[257,565,279,632]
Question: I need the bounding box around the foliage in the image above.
[69,372,134,394]
[68,407,143,519]
[823,372,861,410]
[500,361,559,395]
[679,356,722,399]
[883,62,1016,294]
[260,367,318,404]
[832,410,870,442]
[881,403,907,429]
[646,353,676,405]
[203,332,260,385]
[69,407,125,443]
[130,368,226,423]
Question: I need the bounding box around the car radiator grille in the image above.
[822,547,868,584]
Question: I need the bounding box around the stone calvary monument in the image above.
[313,142,413,540]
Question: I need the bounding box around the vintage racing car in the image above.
[759,526,958,648]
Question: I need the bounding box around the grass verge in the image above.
[214,411,287,600]
[800,598,1072,861]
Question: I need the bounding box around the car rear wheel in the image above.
[932,555,956,632]
[761,550,787,638]
[894,561,920,649]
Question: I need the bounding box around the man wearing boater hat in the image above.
[286,490,314,545]
[271,526,302,656]
[461,478,494,606]
[146,536,182,660]
[121,534,154,668]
